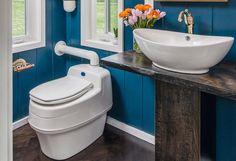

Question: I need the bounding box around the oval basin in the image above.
[133,29,234,74]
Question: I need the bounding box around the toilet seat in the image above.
[30,76,93,105]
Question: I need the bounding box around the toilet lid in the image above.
[30,76,93,105]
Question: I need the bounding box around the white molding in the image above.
[0,0,12,160]
[106,116,155,145]
[81,0,124,52]
[12,0,46,53]
[13,116,29,130]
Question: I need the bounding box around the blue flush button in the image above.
[81,72,86,76]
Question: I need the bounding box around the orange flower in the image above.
[143,4,152,11]
[135,4,144,11]
[147,10,160,19]
[147,14,153,19]
[125,8,132,13]
[119,11,129,18]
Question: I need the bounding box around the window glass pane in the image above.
[109,0,118,32]
[96,0,118,36]
[12,0,26,37]
[96,0,105,35]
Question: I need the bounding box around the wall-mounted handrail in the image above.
[54,41,99,66]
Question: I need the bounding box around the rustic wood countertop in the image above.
[101,51,236,101]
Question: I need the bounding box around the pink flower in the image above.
[160,11,166,18]
[141,14,147,20]
[128,15,138,25]
[154,9,166,20]
[141,9,151,20]
[132,9,143,17]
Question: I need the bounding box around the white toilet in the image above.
[28,64,112,160]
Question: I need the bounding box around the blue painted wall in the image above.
[13,0,67,121]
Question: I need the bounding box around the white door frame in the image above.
[0,0,13,160]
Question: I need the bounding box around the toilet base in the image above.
[33,114,107,160]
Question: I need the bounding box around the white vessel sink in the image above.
[133,29,234,74]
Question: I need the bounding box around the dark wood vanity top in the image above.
[101,51,236,101]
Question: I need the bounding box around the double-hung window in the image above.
[81,0,124,52]
[12,0,45,53]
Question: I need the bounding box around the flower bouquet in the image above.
[119,4,166,53]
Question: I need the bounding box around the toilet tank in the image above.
[67,64,112,105]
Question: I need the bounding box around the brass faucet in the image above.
[178,9,194,34]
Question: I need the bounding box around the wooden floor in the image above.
[14,124,155,161]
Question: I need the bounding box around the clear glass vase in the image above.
[133,38,142,54]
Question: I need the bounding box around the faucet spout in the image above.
[178,11,185,22]
[178,9,194,34]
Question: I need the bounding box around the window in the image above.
[12,0,26,38]
[81,0,124,52]
[96,0,118,36]
[12,0,45,53]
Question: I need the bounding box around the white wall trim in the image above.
[106,116,155,145]
[13,116,155,145]
[0,0,12,160]
[13,116,29,130]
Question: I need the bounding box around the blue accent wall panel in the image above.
[217,97,236,161]
[108,68,126,121]
[13,0,67,121]
[18,50,37,119]
[123,72,143,129]
[212,1,236,60]
[142,76,155,135]
[52,0,67,79]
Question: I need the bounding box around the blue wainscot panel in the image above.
[217,97,236,161]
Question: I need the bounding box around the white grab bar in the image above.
[54,41,99,66]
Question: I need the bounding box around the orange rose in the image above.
[143,4,152,11]
[135,4,144,11]
[147,10,160,19]
[125,8,132,13]
[152,10,160,19]
[147,14,153,19]
[119,11,129,18]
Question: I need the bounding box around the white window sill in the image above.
[81,39,123,53]
[12,40,45,54]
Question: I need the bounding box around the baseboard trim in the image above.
[13,116,28,130]
[106,116,155,145]
[12,116,155,145]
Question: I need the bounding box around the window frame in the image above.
[81,0,124,53]
[12,0,45,54]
